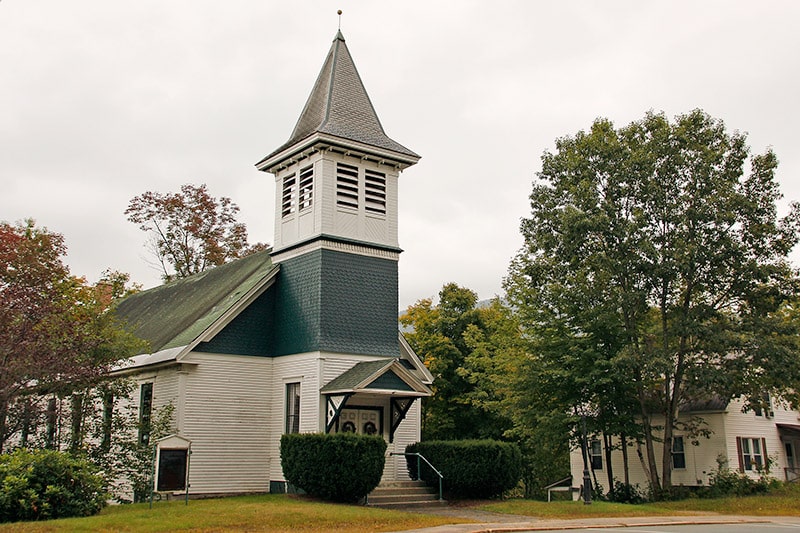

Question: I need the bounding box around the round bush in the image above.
[0,448,107,523]
[406,440,523,499]
[280,433,386,503]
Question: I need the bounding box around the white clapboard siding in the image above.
[387,400,421,481]
[268,352,322,482]
[179,352,272,495]
[569,397,800,491]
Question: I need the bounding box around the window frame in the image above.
[737,436,767,472]
[671,435,686,470]
[285,382,301,434]
[138,382,154,446]
[589,438,603,470]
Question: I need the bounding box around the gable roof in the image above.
[321,358,432,397]
[258,31,419,169]
[114,250,278,365]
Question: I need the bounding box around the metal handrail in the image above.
[390,452,444,501]
[785,467,800,483]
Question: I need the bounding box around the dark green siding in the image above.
[272,248,399,357]
[198,247,399,358]
[366,370,413,391]
[195,287,277,356]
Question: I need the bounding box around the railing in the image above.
[390,452,444,501]
[785,467,800,483]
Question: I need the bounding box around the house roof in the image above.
[321,358,432,397]
[258,31,419,167]
[114,250,278,357]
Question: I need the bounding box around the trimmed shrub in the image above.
[0,448,107,523]
[280,433,386,503]
[406,440,523,499]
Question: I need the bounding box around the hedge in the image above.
[406,440,522,499]
[0,448,107,523]
[280,433,386,503]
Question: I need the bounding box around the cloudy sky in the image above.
[2,1,799,309]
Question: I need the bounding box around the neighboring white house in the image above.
[570,396,800,494]
[112,29,432,498]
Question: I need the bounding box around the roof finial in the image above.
[337,9,342,30]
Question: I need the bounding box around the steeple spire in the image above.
[257,30,419,171]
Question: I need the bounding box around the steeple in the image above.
[257,31,419,172]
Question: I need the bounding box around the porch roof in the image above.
[321,359,432,397]
[777,423,800,438]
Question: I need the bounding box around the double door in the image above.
[338,408,381,436]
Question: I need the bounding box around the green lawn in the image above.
[0,494,472,533]
[480,483,800,519]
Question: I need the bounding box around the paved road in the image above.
[394,509,800,533]
[525,522,800,532]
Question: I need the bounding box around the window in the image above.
[753,393,773,418]
[138,382,153,446]
[298,166,313,211]
[336,162,359,209]
[364,169,386,215]
[589,439,603,470]
[786,442,795,469]
[285,382,301,434]
[738,437,766,472]
[281,173,296,218]
[672,436,686,469]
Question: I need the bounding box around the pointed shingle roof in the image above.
[258,31,419,168]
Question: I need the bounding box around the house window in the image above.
[786,442,795,469]
[139,382,153,446]
[298,166,313,211]
[281,173,296,218]
[672,436,686,469]
[589,439,603,470]
[364,169,386,215]
[285,382,301,434]
[336,162,359,210]
[753,393,772,418]
[738,437,766,472]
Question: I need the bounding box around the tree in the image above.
[125,183,268,282]
[505,110,800,497]
[400,283,517,441]
[0,219,145,453]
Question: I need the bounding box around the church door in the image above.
[338,408,381,436]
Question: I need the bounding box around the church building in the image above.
[113,29,432,497]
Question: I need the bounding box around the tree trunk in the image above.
[45,396,57,450]
[604,433,614,494]
[0,397,7,454]
[69,393,83,452]
[621,433,630,486]
[640,408,662,496]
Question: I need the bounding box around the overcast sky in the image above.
[2,1,799,310]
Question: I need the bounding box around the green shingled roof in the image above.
[259,31,419,165]
[321,359,431,396]
[115,250,277,354]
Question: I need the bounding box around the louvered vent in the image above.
[365,169,386,215]
[336,162,359,209]
[298,166,313,211]
[281,173,296,218]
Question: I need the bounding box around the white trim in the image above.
[271,238,400,263]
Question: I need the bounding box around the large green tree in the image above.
[400,283,518,441]
[505,110,800,496]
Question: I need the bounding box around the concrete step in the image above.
[367,480,445,508]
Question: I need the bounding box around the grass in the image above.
[480,483,800,519]
[0,494,472,533]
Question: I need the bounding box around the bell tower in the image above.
[256,30,418,358]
